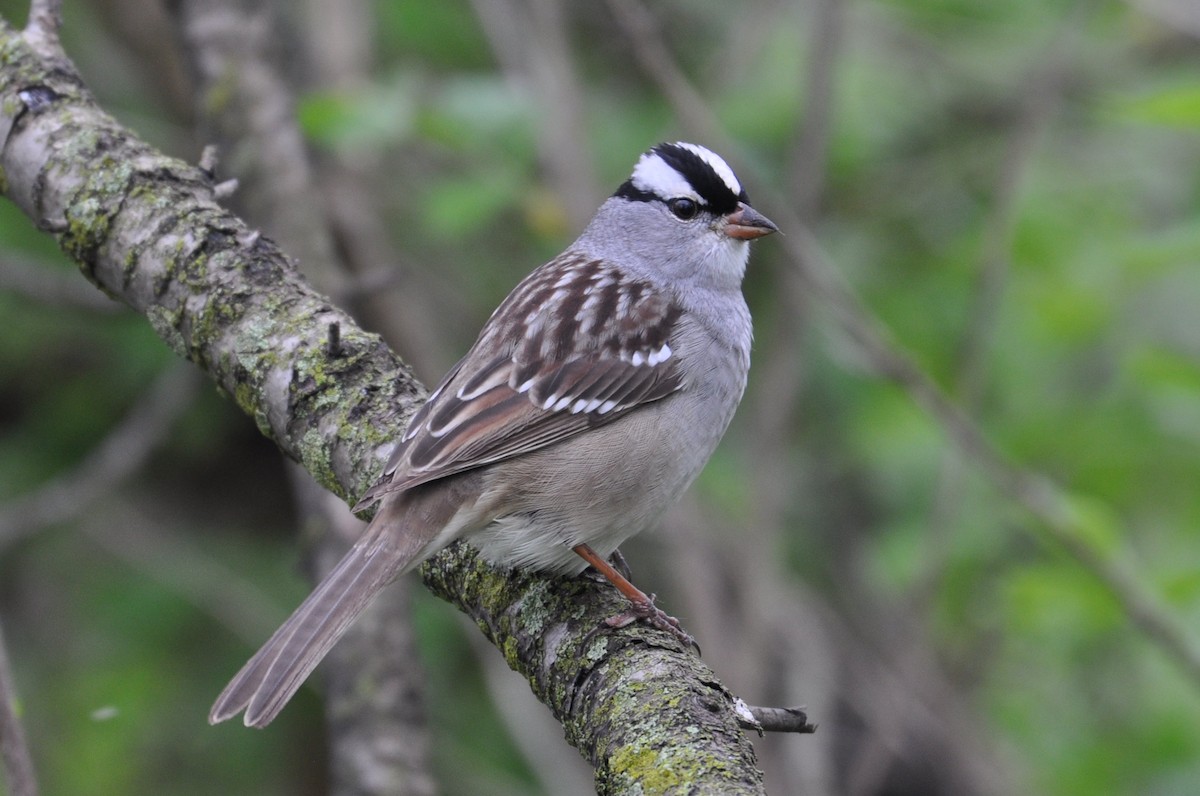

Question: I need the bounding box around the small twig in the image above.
[733,699,816,735]
[198,143,220,177]
[211,178,239,200]
[23,0,65,60]
[0,617,39,796]
[326,321,342,358]
[198,145,239,198]
[25,0,62,36]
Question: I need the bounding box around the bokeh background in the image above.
[2,0,1200,793]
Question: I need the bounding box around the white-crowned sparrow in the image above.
[210,142,778,728]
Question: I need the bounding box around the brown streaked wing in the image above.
[354,258,685,507]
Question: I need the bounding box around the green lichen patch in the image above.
[298,425,338,491]
[58,134,137,268]
[609,744,685,791]
[516,578,556,636]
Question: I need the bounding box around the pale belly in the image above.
[466,350,746,575]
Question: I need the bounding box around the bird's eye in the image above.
[667,197,699,220]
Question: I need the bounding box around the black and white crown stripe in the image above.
[615,142,748,215]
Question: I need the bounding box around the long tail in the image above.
[209,489,455,728]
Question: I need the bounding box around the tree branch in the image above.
[422,544,765,793]
[0,16,768,793]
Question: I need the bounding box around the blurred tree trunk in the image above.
[167,1,436,791]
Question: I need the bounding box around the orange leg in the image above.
[572,543,697,650]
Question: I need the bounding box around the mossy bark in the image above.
[423,544,764,794]
[0,17,765,794]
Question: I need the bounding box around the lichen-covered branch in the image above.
[0,16,766,793]
[423,543,764,795]
[0,18,416,504]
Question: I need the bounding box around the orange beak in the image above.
[723,202,780,240]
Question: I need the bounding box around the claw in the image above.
[603,593,700,653]
[572,543,700,653]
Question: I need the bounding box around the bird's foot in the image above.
[604,594,700,653]
[571,543,699,653]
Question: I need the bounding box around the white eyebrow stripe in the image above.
[631,152,701,202]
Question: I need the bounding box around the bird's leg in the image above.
[572,543,697,651]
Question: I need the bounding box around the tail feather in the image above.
[210,477,481,727]
[209,530,404,727]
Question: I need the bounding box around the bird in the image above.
[209,142,778,728]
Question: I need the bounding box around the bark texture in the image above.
[425,543,764,795]
[0,17,764,794]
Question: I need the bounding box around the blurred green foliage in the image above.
[2,0,1200,794]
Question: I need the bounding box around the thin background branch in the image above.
[78,505,285,647]
[1127,0,1200,38]
[614,2,1008,791]
[916,13,1075,611]
[300,0,455,381]
[469,0,598,229]
[0,254,123,312]
[0,618,38,796]
[0,362,201,552]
